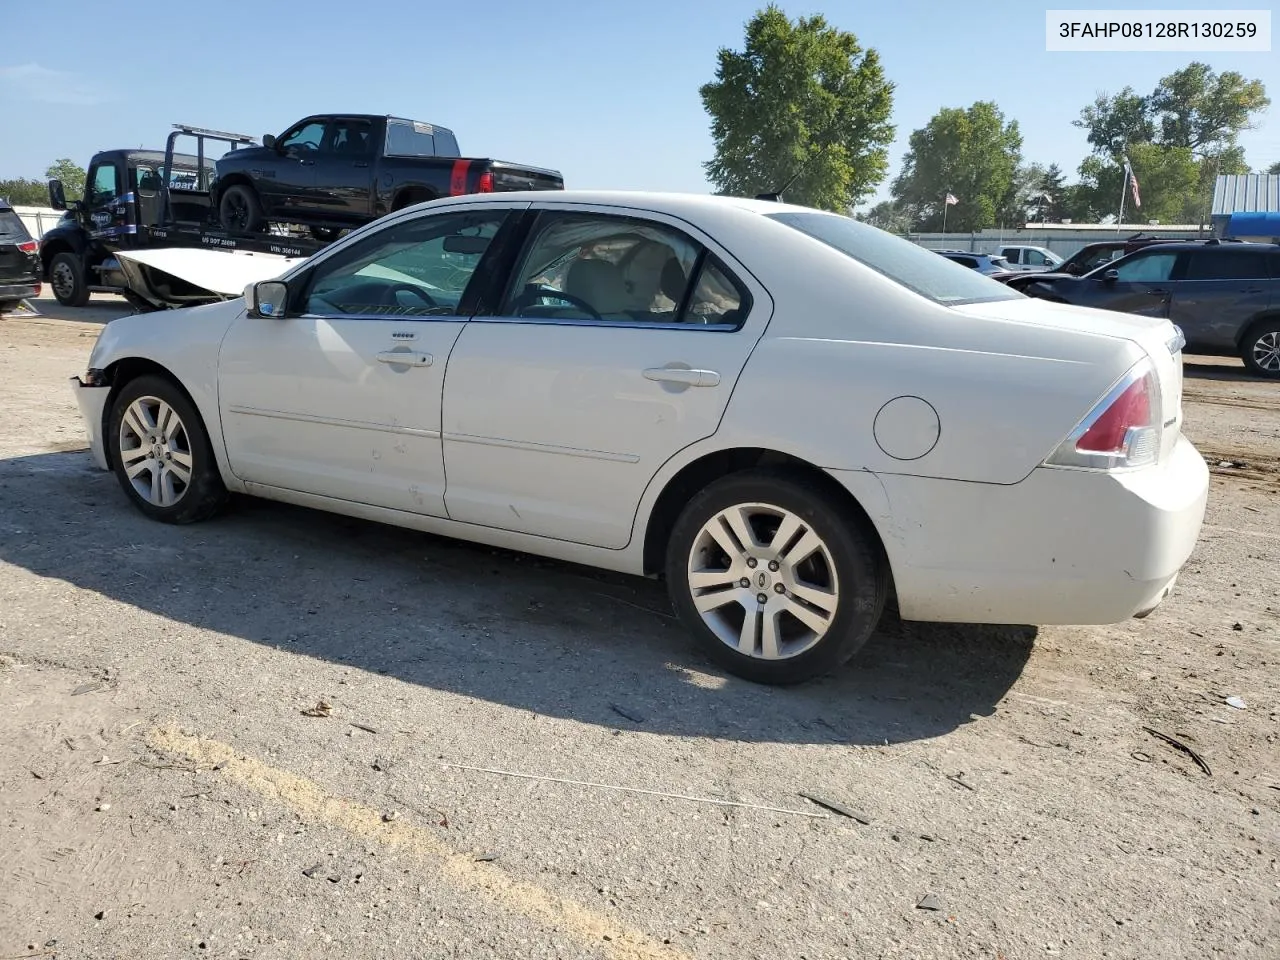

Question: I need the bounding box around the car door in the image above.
[306,117,376,223]
[440,204,771,549]
[82,159,124,242]
[1071,249,1185,317]
[259,118,327,217]
[217,204,523,515]
[1168,247,1272,351]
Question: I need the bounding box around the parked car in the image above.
[1055,235,1200,276]
[999,245,1064,272]
[1013,239,1280,377]
[0,199,41,312]
[69,192,1208,684]
[933,249,1013,275]
[213,113,564,237]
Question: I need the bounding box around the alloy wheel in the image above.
[117,396,194,507]
[686,502,840,660]
[1252,331,1280,373]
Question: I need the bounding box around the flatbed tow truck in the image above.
[40,125,334,311]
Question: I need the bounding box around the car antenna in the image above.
[754,119,841,203]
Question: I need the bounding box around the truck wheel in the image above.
[219,185,264,234]
[49,252,90,307]
[1241,319,1280,379]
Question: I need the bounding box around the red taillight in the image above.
[1075,376,1150,454]
[1045,359,1162,471]
[476,172,494,193]
[18,241,37,253]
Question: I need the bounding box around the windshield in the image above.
[0,209,31,241]
[384,119,461,159]
[768,212,1023,306]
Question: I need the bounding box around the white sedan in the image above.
[70,191,1209,684]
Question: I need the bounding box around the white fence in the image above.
[12,206,68,240]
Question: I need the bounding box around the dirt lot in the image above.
[1,295,1277,960]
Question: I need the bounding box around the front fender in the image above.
[87,300,246,491]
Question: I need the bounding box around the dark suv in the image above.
[0,200,41,312]
[1016,240,1280,377]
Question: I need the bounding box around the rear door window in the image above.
[1001,248,1020,263]
[0,209,31,241]
[1184,248,1269,281]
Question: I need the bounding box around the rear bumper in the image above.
[0,281,40,299]
[830,435,1209,625]
[70,375,111,472]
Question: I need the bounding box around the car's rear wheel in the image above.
[664,470,888,685]
[219,184,265,234]
[49,252,90,307]
[107,375,228,524]
[1241,320,1280,378]
[0,299,19,314]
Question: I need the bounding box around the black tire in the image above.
[0,299,18,314]
[218,184,265,234]
[106,374,228,524]
[49,251,90,307]
[664,469,888,685]
[1240,319,1280,379]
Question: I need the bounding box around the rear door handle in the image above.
[643,367,720,387]
[1147,289,1168,296]
[376,351,432,367]
[353,161,369,168]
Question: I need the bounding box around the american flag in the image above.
[1123,160,1141,209]
[944,193,958,206]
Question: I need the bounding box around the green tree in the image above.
[890,101,1022,232]
[45,158,86,200]
[1265,161,1280,175]
[0,178,49,206]
[857,199,914,233]
[700,4,895,211]
[1070,63,1268,225]
[1038,163,1069,222]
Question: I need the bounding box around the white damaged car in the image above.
[71,191,1209,684]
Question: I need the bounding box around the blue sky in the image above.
[1,0,1276,210]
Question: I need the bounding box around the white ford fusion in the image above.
[71,191,1209,684]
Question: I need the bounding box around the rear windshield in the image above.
[384,119,461,159]
[768,212,1023,306]
[0,209,31,241]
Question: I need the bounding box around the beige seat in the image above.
[563,258,630,316]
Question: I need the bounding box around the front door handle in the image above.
[376,350,432,367]
[643,367,720,387]
[1147,289,1168,296]
[353,161,369,168]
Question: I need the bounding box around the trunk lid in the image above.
[952,296,1186,467]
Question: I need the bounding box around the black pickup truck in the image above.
[213,114,564,237]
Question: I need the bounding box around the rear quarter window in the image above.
[770,212,1023,306]
[0,209,32,241]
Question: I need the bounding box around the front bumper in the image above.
[70,375,112,472]
[831,434,1210,625]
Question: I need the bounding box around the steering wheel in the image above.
[530,285,601,320]
[382,283,440,309]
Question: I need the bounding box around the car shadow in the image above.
[0,450,1037,747]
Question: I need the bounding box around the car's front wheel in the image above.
[1242,319,1280,378]
[107,375,228,523]
[665,469,888,684]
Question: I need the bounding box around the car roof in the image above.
[431,189,824,218]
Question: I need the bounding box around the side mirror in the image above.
[1102,269,1119,283]
[48,179,67,211]
[248,279,289,318]
[263,134,278,150]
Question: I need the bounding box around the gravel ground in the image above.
[1,298,1277,960]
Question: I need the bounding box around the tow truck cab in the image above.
[40,148,217,306]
